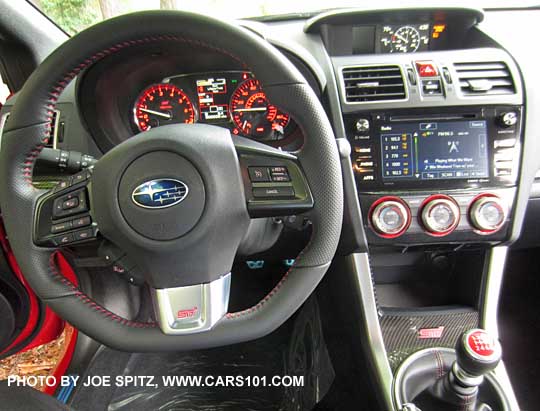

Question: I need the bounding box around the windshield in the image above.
[30,0,539,35]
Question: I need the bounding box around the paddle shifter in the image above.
[430,329,502,411]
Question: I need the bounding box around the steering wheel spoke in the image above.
[234,136,314,218]
[151,273,231,335]
[34,169,98,247]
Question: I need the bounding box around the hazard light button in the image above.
[416,61,438,77]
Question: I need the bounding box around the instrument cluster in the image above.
[132,71,295,142]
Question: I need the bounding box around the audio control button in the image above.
[469,195,507,234]
[420,196,460,236]
[369,197,411,238]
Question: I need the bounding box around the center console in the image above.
[308,7,525,411]
[347,105,522,244]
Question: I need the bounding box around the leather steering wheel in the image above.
[0,11,343,351]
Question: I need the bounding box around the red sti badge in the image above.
[418,326,444,339]
[467,330,495,357]
[177,307,198,319]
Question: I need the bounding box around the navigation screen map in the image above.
[380,120,489,181]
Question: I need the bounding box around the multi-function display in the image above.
[380,120,489,181]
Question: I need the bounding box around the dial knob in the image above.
[469,195,507,233]
[420,195,460,236]
[355,118,370,134]
[499,111,518,128]
[370,197,410,238]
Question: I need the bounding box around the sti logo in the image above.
[177,307,198,319]
[418,326,445,339]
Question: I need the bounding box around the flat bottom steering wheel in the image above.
[0,11,343,351]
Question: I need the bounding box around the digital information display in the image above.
[196,77,230,123]
[380,120,489,181]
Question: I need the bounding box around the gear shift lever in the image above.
[430,329,502,411]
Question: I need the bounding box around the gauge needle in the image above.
[394,33,408,42]
[233,107,267,112]
[139,108,172,119]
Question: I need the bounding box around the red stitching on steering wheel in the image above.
[23,35,249,185]
[27,35,312,330]
[48,251,157,328]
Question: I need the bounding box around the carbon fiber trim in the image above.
[380,310,479,371]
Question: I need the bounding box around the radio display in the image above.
[380,120,489,181]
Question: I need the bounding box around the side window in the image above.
[0,73,9,106]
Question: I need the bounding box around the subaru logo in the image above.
[132,179,189,209]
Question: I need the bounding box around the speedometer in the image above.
[392,26,421,53]
[378,24,430,53]
[230,79,290,140]
[134,83,195,131]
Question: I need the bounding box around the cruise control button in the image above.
[51,221,73,234]
[252,186,295,199]
[248,167,270,182]
[72,216,91,228]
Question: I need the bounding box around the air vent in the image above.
[342,65,406,103]
[454,61,515,96]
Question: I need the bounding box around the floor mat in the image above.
[70,296,334,411]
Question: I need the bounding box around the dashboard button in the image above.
[420,195,460,236]
[369,197,411,238]
[469,195,507,234]
[416,61,438,77]
[422,79,443,95]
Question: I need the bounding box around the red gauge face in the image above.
[134,84,195,131]
[230,79,290,140]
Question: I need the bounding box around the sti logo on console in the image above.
[131,179,189,209]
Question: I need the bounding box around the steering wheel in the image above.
[0,11,343,351]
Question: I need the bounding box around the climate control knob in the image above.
[420,195,460,236]
[369,197,411,238]
[469,194,507,234]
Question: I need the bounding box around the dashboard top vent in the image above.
[342,65,406,103]
[454,61,515,96]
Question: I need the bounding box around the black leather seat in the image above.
[0,381,70,410]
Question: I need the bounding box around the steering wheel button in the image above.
[62,198,79,210]
[248,166,270,182]
[51,221,73,234]
[53,179,70,192]
[252,186,295,199]
[53,233,74,246]
[72,216,91,228]
[73,229,94,242]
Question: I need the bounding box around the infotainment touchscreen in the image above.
[380,120,489,181]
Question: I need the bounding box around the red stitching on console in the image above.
[48,252,156,329]
[22,35,248,186]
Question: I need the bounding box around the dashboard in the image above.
[2,6,539,250]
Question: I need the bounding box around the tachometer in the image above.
[230,79,290,140]
[134,83,195,131]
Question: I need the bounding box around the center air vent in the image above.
[342,65,406,103]
[454,61,515,96]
